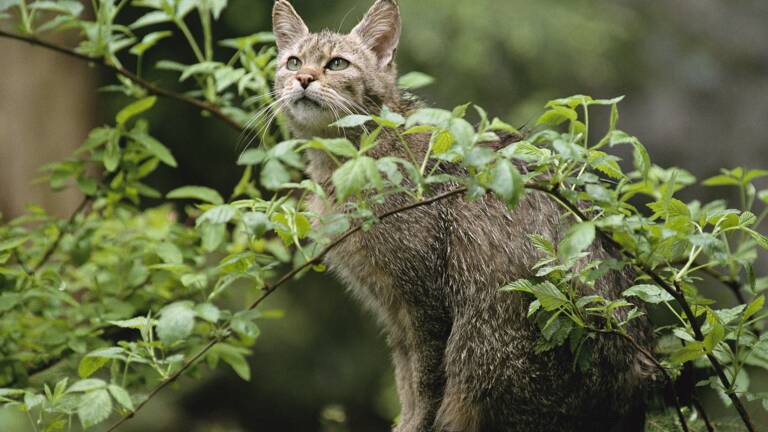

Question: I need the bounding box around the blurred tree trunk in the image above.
[0,30,96,219]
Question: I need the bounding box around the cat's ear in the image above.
[352,0,401,67]
[272,0,309,51]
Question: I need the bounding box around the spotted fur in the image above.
[272,1,654,430]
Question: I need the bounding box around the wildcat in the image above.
[271,1,654,431]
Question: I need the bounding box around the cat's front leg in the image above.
[392,318,449,432]
[389,333,417,430]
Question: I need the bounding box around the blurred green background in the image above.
[1,0,768,430]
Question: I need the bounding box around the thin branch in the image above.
[692,396,716,432]
[528,185,757,432]
[103,187,468,431]
[0,30,243,132]
[611,331,690,432]
[31,197,90,272]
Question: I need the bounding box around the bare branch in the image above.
[0,30,243,132]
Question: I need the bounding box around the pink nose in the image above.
[296,74,315,89]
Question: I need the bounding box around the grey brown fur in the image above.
[271,1,654,430]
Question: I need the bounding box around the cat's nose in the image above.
[296,73,316,89]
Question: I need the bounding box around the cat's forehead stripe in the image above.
[297,32,357,63]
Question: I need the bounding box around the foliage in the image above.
[1,1,767,431]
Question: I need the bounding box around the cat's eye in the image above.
[286,56,302,71]
[326,57,350,71]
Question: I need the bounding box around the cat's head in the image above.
[272,0,401,138]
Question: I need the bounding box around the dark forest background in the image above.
[1,0,767,430]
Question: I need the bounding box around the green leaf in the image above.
[431,130,454,155]
[744,169,768,184]
[397,71,435,89]
[77,389,112,428]
[261,159,290,190]
[0,236,29,251]
[405,108,453,129]
[180,61,222,81]
[130,10,171,29]
[489,118,520,134]
[198,205,236,225]
[744,228,768,250]
[116,96,157,126]
[78,356,109,379]
[331,157,381,200]
[130,30,173,56]
[670,341,706,364]
[536,106,577,126]
[744,295,765,321]
[557,222,595,261]
[67,379,106,393]
[305,138,358,158]
[107,384,134,412]
[108,317,154,330]
[237,148,266,166]
[156,302,196,345]
[622,284,674,304]
[330,115,371,128]
[156,242,183,264]
[128,132,177,167]
[195,303,220,323]
[181,273,208,290]
[703,175,740,187]
[103,133,121,172]
[531,281,569,311]
[167,186,224,205]
[220,349,251,381]
[489,159,524,207]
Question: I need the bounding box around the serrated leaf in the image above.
[78,389,112,428]
[156,302,196,345]
[530,281,568,311]
[68,379,106,393]
[557,222,595,261]
[198,205,236,225]
[305,138,358,158]
[490,159,524,207]
[107,384,134,412]
[622,284,674,304]
[405,108,452,129]
[330,115,371,128]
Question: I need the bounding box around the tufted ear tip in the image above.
[272,0,309,51]
[352,0,402,67]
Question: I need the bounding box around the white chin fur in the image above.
[286,100,336,137]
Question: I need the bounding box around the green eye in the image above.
[286,57,302,71]
[326,57,350,71]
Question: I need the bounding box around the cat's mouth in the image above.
[294,96,322,108]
